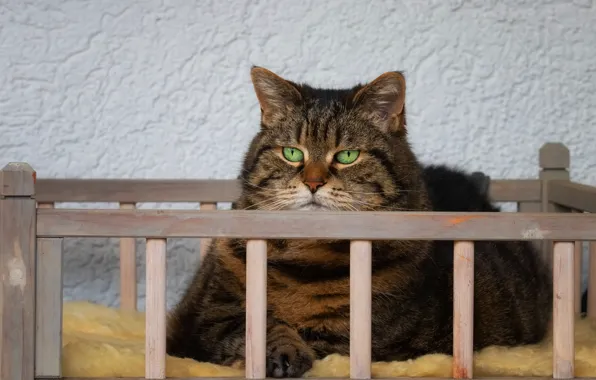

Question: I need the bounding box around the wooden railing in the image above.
[29,208,596,380]
[1,142,596,380]
[34,177,545,314]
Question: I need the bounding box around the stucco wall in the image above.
[1,0,595,310]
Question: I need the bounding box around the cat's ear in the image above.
[352,71,406,134]
[250,66,302,127]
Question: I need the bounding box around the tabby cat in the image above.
[166,67,553,378]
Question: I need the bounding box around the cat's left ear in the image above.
[352,71,406,134]
[250,66,302,127]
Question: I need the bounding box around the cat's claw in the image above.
[266,343,314,378]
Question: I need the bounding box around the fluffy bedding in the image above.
[62,301,596,378]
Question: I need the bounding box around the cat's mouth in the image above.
[286,190,338,211]
[294,199,329,211]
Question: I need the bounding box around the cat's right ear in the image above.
[352,71,406,134]
[250,66,302,127]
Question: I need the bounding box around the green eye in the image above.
[335,150,360,165]
[282,147,304,162]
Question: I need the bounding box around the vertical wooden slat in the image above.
[245,239,267,379]
[539,142,570,269]
[589,241,596,318]
[453,241,474,379]
[145,238,167,379]
[119,203,137,311]
[199,202,217,263]
[35,238,63,377]
[0,163,37,380]
[350,240,372,379]
[553,241,575,379]
[574,240,583,315]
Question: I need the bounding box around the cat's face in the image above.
[237,67,426,212]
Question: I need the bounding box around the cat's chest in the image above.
[266,269,350,330]
[221,239,354,331]
[260,241,351,325]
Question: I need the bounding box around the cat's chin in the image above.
[292,202,329,211]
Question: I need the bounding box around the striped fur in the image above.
[166,67,553,378]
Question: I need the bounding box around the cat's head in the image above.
[236,66,429,212]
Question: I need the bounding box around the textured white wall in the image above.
[1,0,595,310]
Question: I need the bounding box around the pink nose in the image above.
[304,179,325,193]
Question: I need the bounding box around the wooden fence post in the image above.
[518,151,545,253]
[538,143,587,314]
[119,203,137,311]
[539,143,570,268]
[0,163,37,380]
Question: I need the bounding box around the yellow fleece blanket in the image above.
[62,301,596,378]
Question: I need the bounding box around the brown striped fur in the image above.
[166,67,553,378]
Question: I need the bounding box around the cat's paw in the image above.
[266,342,314,378]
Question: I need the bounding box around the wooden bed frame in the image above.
[2,142,596,380]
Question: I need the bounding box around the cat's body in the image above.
[422,165,496,212]
[166,68,553,378]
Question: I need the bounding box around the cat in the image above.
[426,165,595,317]
[166,67,553,378]
[422,165,496,212]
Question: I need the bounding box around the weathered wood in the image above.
[245,240,267,379]
[34,178,541,204]
[350,240,372,379]
[553,241,575,379]
[0,163,37,380]
[453,241,474,379]
[32,377,596,380]
[34,203,61,375]
[35,238,63,378]
[35,179,241,203]
[145,239,167,379]
[540,143,570,170]
[517,201,543,254]
[199,202,217,263]
[488,179,541,202]
[547,181,596,213]
[36,209,596,240]
[1,162,36,196]
[119,203,137,311]
[539,143,571,268]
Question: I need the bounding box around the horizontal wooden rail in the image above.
[547,180,596,213]
[488,179,541,202]
[35,179,242,203]
[33,178,540,203]
[33,378,596,380]
[36,209,596,240]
